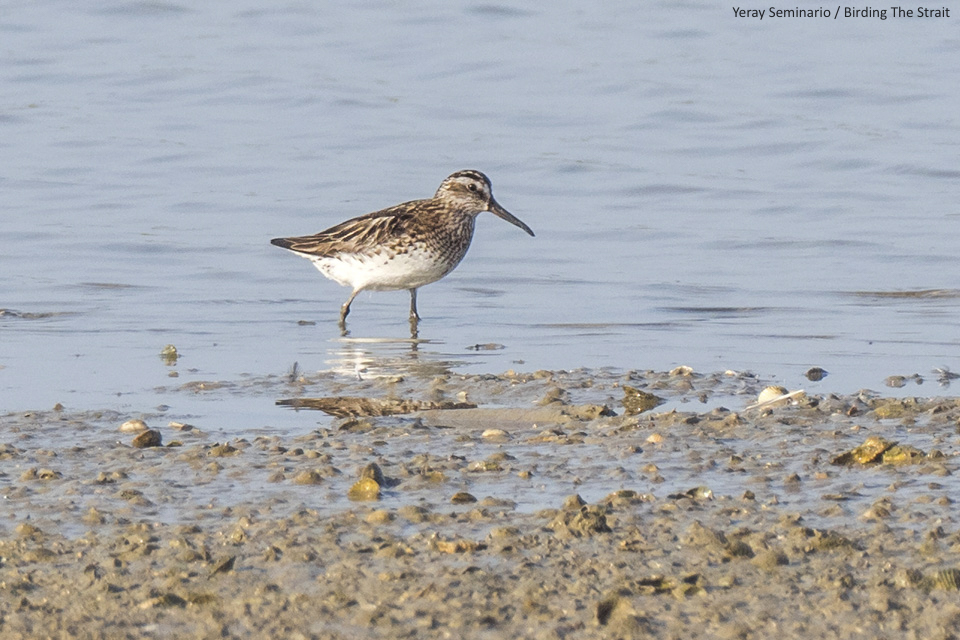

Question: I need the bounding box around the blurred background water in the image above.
[2,1,959,428]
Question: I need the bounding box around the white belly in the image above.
[309,249,461,292]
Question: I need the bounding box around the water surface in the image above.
[2,1,959,426]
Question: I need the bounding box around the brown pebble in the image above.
[208,443,239,457]
[132,430,162,448]
[805,367,828,381]
[622,386,665,415]
[360,462,385,485]
[347,477,381,501]
[451,491,477,504]
[292,470,324,485]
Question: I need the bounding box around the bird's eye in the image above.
[467,183,478,192]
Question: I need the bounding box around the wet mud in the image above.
[3,367,960,638]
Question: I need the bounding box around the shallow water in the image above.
[2,1,960,425]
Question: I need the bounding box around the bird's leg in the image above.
[408,289,419,338]
[409,289,420,321]
[339,289,360,335]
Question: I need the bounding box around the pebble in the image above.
[481,428,510,441]
[132,430,162,448]
[347,477,381,501]
[119,419,148,433]
[292,470,324,485]
[451,491,477,504]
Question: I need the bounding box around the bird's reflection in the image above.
[325,333,465,380]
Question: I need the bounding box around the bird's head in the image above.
[435,170,535,237]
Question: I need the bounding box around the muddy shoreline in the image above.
[3,367,960,638]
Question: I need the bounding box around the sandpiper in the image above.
[271,170,534,333]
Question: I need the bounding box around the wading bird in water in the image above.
[271,170,535,335]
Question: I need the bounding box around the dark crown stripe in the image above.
[448,169,489,184]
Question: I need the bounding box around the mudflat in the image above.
[3,367,960,639]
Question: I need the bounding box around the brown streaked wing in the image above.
[272,201,424,257]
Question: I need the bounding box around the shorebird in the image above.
[270,170,534,333]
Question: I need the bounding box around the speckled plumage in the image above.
[271,170,534,332]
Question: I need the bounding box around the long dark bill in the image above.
[489,199,535,237]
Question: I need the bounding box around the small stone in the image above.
[622,386,665,415]
[160,344,179,365]
[884,376,906,388]
[117,489,153,507]
[347,477,381,501]
[684,486,714,500]
[805,367,828,381]
[831,436,896,466]
[467,460,502,472]
[292,470,324,485]
[208,443,239,457]
[132,430,162,448]
[359,462,384,485]
[119,419,148,433]
[451,491,477,504]
[882,444,926,465]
